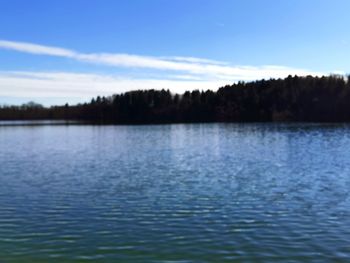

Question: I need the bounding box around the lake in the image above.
[1,123,350,262]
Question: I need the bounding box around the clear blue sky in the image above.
[0,0,349,105]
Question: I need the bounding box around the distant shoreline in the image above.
[1,75,350,123]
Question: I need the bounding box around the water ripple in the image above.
[1,123,350,262]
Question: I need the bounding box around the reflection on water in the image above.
[0,120,83,126]
[1,123,350,262]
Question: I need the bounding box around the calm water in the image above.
[1,123,350,262]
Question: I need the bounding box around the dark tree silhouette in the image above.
[1,75,350,123]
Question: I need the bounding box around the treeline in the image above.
[2,75,350,123]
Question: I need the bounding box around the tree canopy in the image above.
[2,75,350,123]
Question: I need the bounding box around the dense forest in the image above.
[2,75,350,123]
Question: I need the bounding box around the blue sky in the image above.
[0,0,349,106]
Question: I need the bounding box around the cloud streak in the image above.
[0,39,322,81]
[0,71,228,99]
[0,40,334,105]
[0,40,75,57]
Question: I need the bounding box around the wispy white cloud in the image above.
[159,56,227,65]
[0,40,75,57]
[0,39,336,105]
[0,71,228,100]
[0,39,322,81]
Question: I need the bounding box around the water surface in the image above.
[1,123,350,262]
